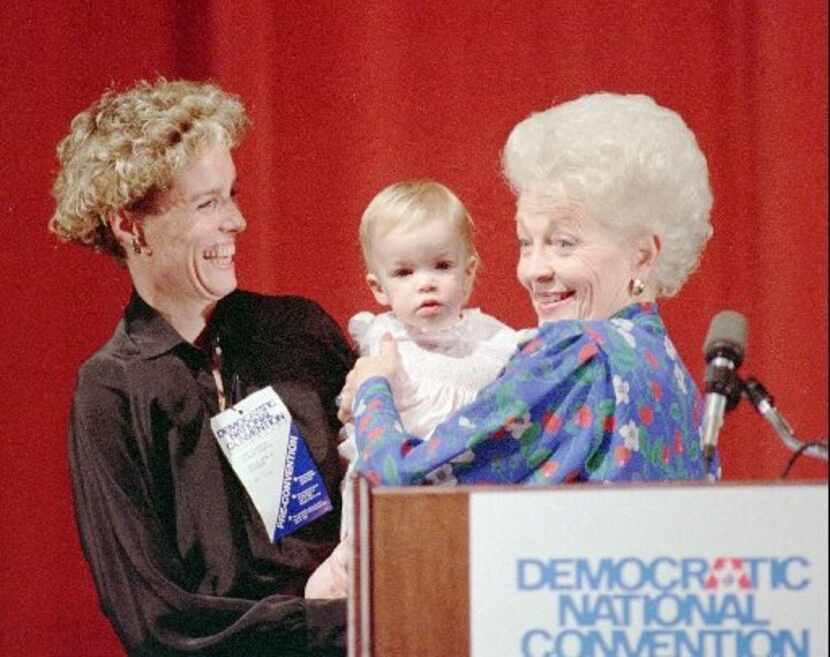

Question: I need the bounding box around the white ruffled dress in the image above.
[339,308,517,537]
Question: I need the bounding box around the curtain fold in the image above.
[1,2,826,655]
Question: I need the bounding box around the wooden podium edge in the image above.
[348,475,372,657]
[372,486,470,656]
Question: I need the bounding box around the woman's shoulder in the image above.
[530,303,664,347]
[229,290,330,321]
[74,325,138,407]
[516,303,679,387]
[227,290,346,342]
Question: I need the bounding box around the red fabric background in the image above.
[1,2,826,655]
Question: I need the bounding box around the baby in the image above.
[339,179,516,537]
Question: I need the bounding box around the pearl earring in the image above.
[630,278,645,296]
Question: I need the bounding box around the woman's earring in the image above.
[630,278,645,296]
[132,237,152,256]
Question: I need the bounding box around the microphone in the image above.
[701,310,747,474]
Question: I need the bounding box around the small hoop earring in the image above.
[630,278,645,296]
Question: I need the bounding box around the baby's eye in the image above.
[435,261,454,271]
[517,238,531,250]
[392,268,412,278]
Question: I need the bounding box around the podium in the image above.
[348,479,828,657]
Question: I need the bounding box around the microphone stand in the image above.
[702,356,744,477]
[742,377,828,462]
[699,309,827,474]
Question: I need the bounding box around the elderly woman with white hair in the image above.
[338,92,716,486]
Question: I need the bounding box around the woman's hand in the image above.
[337,334,400,424]
[304,536,352,599]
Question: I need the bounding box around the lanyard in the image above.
[210,337,228,411]
[210,335,243,411]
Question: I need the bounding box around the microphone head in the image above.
[704,310,747,365]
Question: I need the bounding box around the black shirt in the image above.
[68,290,356,657]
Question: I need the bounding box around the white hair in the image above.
[502,92,713,297]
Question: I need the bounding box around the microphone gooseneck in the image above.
[744,377,828,463]
[701,311,748,476]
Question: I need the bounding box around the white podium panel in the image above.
[470,483,827,657]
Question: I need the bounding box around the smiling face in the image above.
[366,217,476,331]
[126,143,246,324]
[516,193,652,324]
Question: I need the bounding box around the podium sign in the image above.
[469,483,828,657]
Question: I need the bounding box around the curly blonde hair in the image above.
[503,92,713,297]
[49,78,249,259]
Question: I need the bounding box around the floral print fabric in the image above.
[352,303,714,486]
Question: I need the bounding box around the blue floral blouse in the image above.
[352,303,715,486]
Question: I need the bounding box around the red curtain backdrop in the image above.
[1,2,826,655]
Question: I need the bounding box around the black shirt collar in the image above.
[124,290,238,360]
